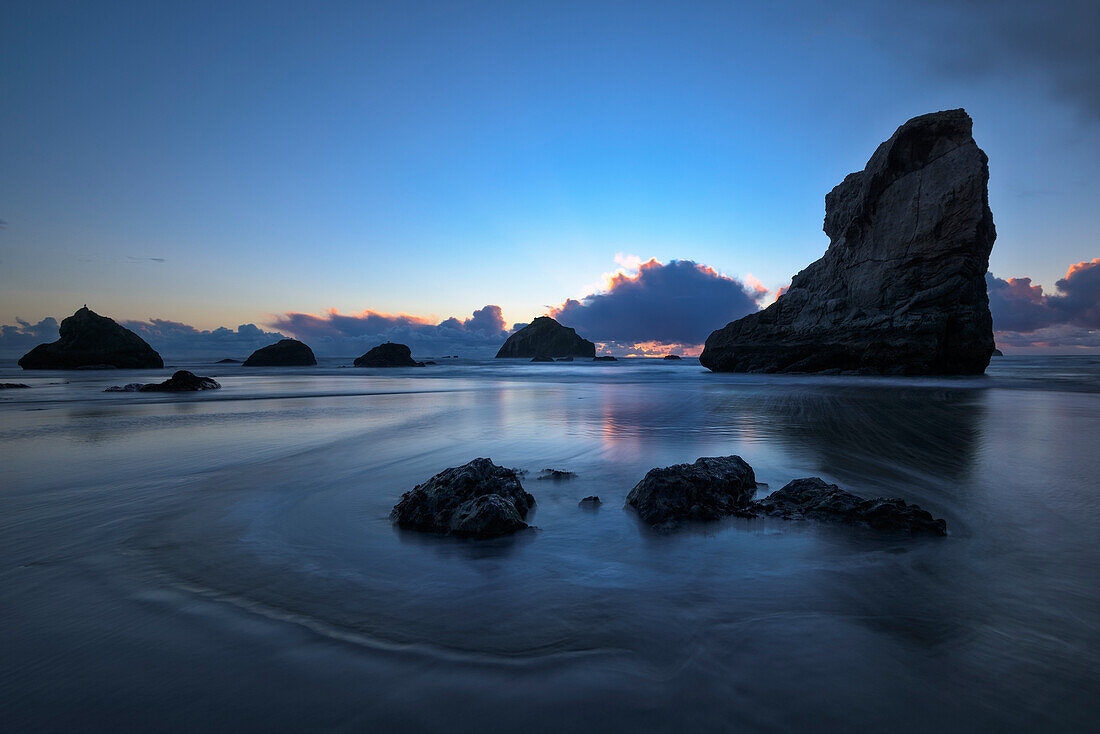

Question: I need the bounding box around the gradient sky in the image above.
[1,1,1097,340]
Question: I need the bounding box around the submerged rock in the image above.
[495,316,595,359]
[104,383,144,392]
[18,306,163,370]
[354,342,423,367]
[243,339,316,367]
[391,458,536,539]
[700,109,996,375]
[0,383,30,389]
[579,495,601,507]
[625,456,757,528]
[536,468,576,481]
[752,477,947,535]
[139,370,221,392]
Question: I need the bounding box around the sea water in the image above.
[1,356,1098,731]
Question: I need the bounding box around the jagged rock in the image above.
[495,316,595,359]
[243,339,316,366]
[535,469,576,481]
[579,496,601,507]
[593,355,617,362]
[752,477,947,535]
[530,356,555,363]
[354,342,423,367]
[104,383,144,392]
[662,354,682,360]
[0,383,30,389]
[391,458,536,539]
[701,109,996,375]
[625,456,757,528]
[139,370,221,392]
[18,306,163,370]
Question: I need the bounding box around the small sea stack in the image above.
[243,339,316,366]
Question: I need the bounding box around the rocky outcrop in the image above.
[752,477,947,535]
[18,306,163,370]
[593,355,617,362]
[391,458,536,539]
[625,456,757,528]
[140,370,221,392]
[354,342,423,367]
[0,383,30,389]
[662,355,682,360]
[495,317,595,359]
[992,348,1004,357]
[535,469,576,481]
[243,339,316,366]
[104,383,144,392]
[700,109,996,375]
[579,496,601,507]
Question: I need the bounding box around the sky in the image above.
[1,0,1098,357]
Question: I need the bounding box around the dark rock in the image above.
[495,316,595,359]
[138,370,221,392]
[662,354,682,360]
[391,458,536,539]
[0,383,30,389]
[556,356,574,362]
[18,306,163,370]
[104,383,144,392]
[700,109,996,375]
[625,456,757,528]
[992,348,1004,357]
[593,355,617,362]
[215,358,241,364]
[243,339,316,367]
[424,361,437,365]
[74,364,118,370]
[752,477,947,536]
[579,496,601,507]
[530,356,555,362]
[536,468,576,481]
[354,342,423,367]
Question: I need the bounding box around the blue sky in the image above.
[1,0,1097,354]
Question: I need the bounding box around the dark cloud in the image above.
[0,317,60,358]
[120,319,287,360]
[269,305,509,358]
[988,258,1100,348]
[549,258,768,346]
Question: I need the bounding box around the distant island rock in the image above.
[593,355,617,362]
[700,109,996,375]
[391,458,536,539]
[626,456,757,529]
[243,339,316,366]
[354,342,423,367]
[215,358,240,364]
[662,354,682,360]
[18,306,164,370]
[495,316,596,359]
[106,370,221,393]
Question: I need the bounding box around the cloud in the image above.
[269,305,510,357]
[988,258,1100,348]
[120,319,288,360]
[0,317,60,358]
[548,258,768,346]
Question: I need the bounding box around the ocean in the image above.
[2,356,1098,732]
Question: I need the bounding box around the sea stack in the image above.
[495,316,596,359]
[243,338,316,366]
[353,342,423,367]
[18,306,163,370]
[700,109,996,375]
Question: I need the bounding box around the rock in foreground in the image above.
[495,316,595,359]
[354,342,423,367]
[391,458,536,539]
[243,339,316,366]
[700,109,996,375]
[19,306,163,370]
[753,477,946,535]
[626,456,756,528]
[139,370,221,392]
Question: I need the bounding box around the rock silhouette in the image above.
[626,456,757,529]
[0,383,30,389]
[700,109,996,375]
[593,355,617,362]
[354,342,423,367]
[18,306,163,370]
[243,339,316,366]
[139,370,221,392]
[391,458,536,539]
[662,354,682,360]
[495,316,595,359]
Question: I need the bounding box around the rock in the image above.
[662,354,682,360]
[243,339,316,366]
[593,355,617,362]
[579,496,601,507]
[495,316,596,359]
[138,370,221,392]
[556,357,574,362]
[752,477,947,536]
[700,109,996,375]
[530,356,555,363]
[18,306,164,370]
[391,458,536,539]
[992,348,1004,357]
[625,456,757,528]
[104,383,144,392]
[354,342,423,367]
[215,358,240,364]
[424,361,437,365]
[0,383,30,389]
[536,468,576,481]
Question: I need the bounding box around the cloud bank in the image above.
[120,319,288,360]
[549,258,769,350]
[988,258,1100,348]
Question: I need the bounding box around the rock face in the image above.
[753,478,947,535]
[139,370,221,392]
[626,456,757,528]
[354,342,423,367]
[495,317,595,359]
[243,339,316,366]
[18,306,163,370]
[391,458,536,539]
[700,109,996,375]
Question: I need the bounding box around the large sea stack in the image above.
[495,316,596,359]
[700,109,996,375]
[18,306,163,370]
[243,339,316,366]
[354,342,423,367]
